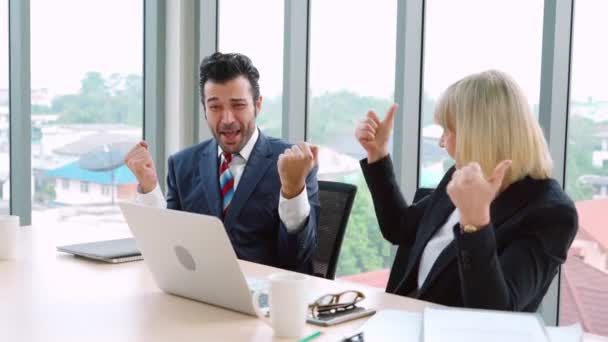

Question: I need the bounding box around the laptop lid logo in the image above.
[174,245,196,271]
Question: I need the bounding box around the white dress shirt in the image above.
[136,128,311,233]
[417,209,460,289]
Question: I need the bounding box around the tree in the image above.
[308,91,392,146]
[257,95,282,137]
[335,173,393,277]
[565,115,607,201]
[31,104,52,114]
[52,72,143,126]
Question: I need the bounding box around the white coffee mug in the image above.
[0,215,19,260]
[253,272,309,338]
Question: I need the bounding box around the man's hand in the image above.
[277,142,319,199]
[447,160,512,227]
[355,104,398,163]
[124,141,158,194]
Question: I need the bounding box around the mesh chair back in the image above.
[312,181,357,279]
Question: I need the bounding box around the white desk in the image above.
[1,226,605,341]
[0,226,430,341]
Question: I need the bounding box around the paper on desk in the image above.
[546,324,583,342]
[423,307,550,342]
[581,333,608,342]
[351,309,422,342]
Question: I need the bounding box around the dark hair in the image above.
[199,52,260,107]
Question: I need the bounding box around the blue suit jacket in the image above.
[164,132,319,273]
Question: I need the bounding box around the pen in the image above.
[298,330,321,342]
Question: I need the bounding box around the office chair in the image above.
[312,181,357,280]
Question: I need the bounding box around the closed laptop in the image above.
[57,238,142,263]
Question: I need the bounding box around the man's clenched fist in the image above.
[124,141,158,193]
[277,142,319,199]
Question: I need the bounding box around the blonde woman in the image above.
[355,70,577,311]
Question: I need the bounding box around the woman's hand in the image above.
[355,104,398,163]
[447,160,512,227]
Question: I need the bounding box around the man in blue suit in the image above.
[124,52,319,273]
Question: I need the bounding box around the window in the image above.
[61,179,69,190]
[0,0,8,215]
[31,0,143,227]
[420,0,544,188]
[80,181,89,194]
[307,0,397,286]
[561,0,608,335]
[101,185,111,196]
[218,0,283,138]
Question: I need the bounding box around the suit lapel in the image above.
[223,133,273,228]
[199,140,222,218]
[410,190,455,263]
[402,169,456,279]
[416,241,457,296]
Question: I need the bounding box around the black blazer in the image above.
[361,156,578,311]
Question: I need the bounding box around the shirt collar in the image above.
[217,127,259,162]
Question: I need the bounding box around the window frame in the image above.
[202,0,574,325]
[79,181,89,194]
[4,0,580,326]
[8,0,164,223]
[61,178,69,190]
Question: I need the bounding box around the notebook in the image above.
[348,309,422,341]
[57,238,142,263]
[423,307,550,342]
[348,308,583,342]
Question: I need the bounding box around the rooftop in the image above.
[575,199,608,251]
[561,251,608,336]
[45,162,136,185]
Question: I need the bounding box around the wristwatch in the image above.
[461,223,481,234]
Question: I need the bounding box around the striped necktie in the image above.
[219,152,235,216]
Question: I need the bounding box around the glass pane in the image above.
[420,0,544,188]
[0,0,8,215]
[561,0,608,335]
[308,0,397,287]
[218,0,283,138]
[30,0,143,231]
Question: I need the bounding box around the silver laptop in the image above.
[57,238,142,263]
[118,201,268,316]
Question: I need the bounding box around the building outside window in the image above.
[80,181,89,194]
[61,178,69,190]
[30,0,143,231]
[307,0,397,286]
[560,0,608,335]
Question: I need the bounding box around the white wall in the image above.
[54,179,113,205]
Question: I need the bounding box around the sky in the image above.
[219,0,284,99]
[220,0,608,103]
[0,0,142,94]
[0,0,607,101]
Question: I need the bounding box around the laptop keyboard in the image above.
[247,278,270,309]
[256,293,269,309]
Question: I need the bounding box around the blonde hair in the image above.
[434,70,552,186]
